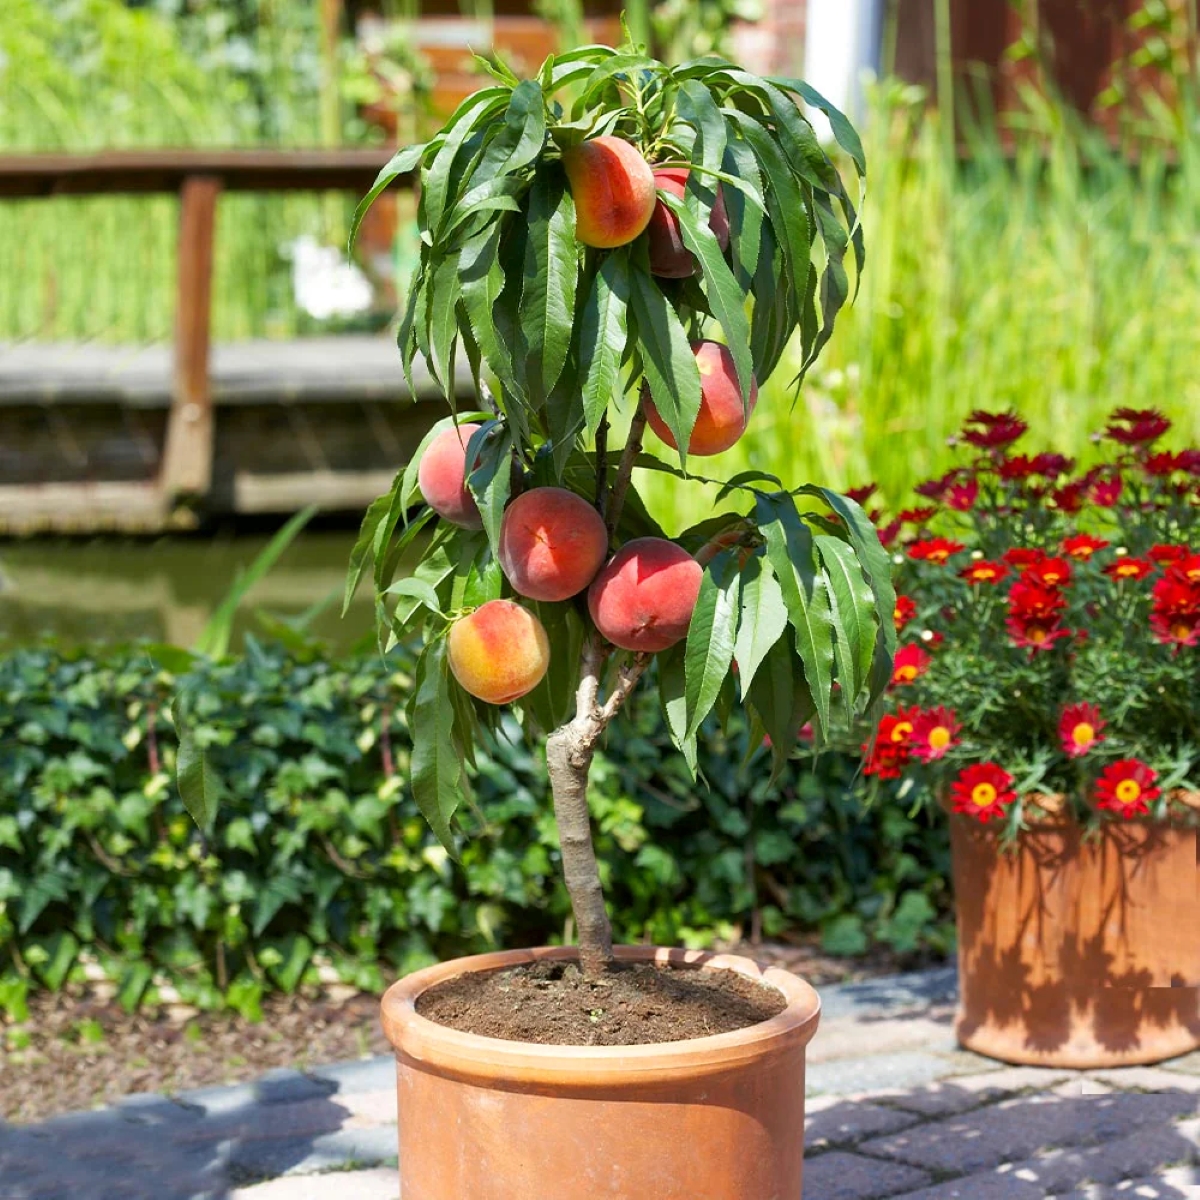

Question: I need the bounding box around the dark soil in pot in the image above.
[415,959,786,1045]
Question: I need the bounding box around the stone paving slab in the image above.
[5,967,1200,1200]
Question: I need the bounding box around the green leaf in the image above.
[657,642,698,776]
[815,533,878,710]
[677,79,727,223]
[656,191,753,408]
[746,636,808,781]
[684,552,741,738]
[175,725,224,832]
[344,487,394,614]
[142,643,198,675]
[392,541,457,632]
[521,167,579,402]
[755,491,834,732]
[734,553,789,695]
[524,602,586,733]
[773,77,867,176]
[350,141,426,249]
[475,79,547,182]
[409,638,462,853]
[382,577,445,616]
[459,221,522,402]
[821,913,868,956]
[425,254,462,400]
[422,91,511,234]
[466,421,514,557]
[721,134,764,289]
[628,265,702,465]
[579,248,631,439]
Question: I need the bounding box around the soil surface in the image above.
[416,960,787,1045]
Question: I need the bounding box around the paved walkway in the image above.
[3,968,1198,1199]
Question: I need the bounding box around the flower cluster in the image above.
[862,407,1198,829]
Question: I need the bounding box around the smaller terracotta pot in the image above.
[951,813,1200,1068]
[380,945,820,1200]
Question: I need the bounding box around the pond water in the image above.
[0,529,392,653]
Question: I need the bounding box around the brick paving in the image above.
[2,967,1197,1199]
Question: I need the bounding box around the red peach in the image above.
[562,136,657,249]
[647,167,730,278]
[498,487,609,602]
[447,600,550,705]
[644,341,758,457]
[587,538,703,653]
[417,423,483,529]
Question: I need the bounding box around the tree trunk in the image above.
[546,722,613,977]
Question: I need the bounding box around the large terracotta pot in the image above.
[380,945,820,1200]
[951,813,1200,1068]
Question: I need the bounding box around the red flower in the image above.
[945,480,980,511]
[1150,572,1200,647]
[1003,547,1045,568]
[1149,544,1188,564]
[1006,611,1072,651]
[1105,408,1172,447]
[911,707,961,762]
[1031,453,1074,478]
[998,455,1038,482]
[891,644,932,686]
[1058,703,1106,759]
[894,595,917,631]
[845,483,877,506]
[897,506,938,525]
[1151,609,1200,647]
[914,471,956,501]
[1023,556,1072,589]
[1103,557,1154,582]
[907,537,966,564]
[951,763,1017,823]
[1089,474,1124,507]
[1061,534,1110,561]
[1144,452,1186,478]
[960,559,1009,585]
[1174,554,1200,585]
[961,410,1028,449]
[1094,759,1161,818]
[877,518,903,549]
[1179,450,1200,475]
[1008,578,1067,620]
[863,709,916,779]
[1050,481,1088,513]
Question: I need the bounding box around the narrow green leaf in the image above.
[425,255,461,401]
[746,636,812,781]
[721,134,764,290]
[815,533,877,709]
[422,93,508,234]
[734,553,788,694]
[628,265,702,466]
[772,77,867,175]
[579,248,631,439]
[658,642,698,777]
[523,601,586,733]
[344,486,394,614]
[466,421,514,557]
[475,79,547,182]
[409,638,462,852]
[677,79,727,222]
[350,141,426,249]
[392,539,457,632]
[459,222,521,402]
[755,492,834,731]
[684,551,741,738]
[382,577,445,615]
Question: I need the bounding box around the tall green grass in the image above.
[641,79,1200,526]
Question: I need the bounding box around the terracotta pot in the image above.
[951,814,1200,1068]
[380,945,820,1199]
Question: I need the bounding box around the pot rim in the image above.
[380,944,821,1087]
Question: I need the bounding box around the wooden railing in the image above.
[0,149,404,520]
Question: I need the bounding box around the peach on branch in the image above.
[498,487,609,602]
[587,538,703,653]
[647,167,730,278]
[562,136,657,249]
[417,423,483,529]
[447,600,550,704]
[644,341,758,457]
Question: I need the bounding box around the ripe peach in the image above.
[447,600,550,705]
[417,423,483,529]
[644,341,758,457]
[587,538,703,653]
[562,136,657,249]
[498,487,609,602]
[647,167,730,278]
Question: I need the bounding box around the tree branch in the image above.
[606,401,647,537]
[595,415,609,520]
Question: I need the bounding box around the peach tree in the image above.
[347,42,895,975]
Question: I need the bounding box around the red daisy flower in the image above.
[894,595,917,631]
[945,480,980,511]
[897,506,938,525]
[1149,544,1188,564]
[877,518,903,549]
[1105,408,1172,447]
[1008,578,1067,620]
[1030,453,1074,478]
[1003,547,1046,569]
[1061,534,1110,561]
[997,455,1038,482]
[1179,449,1200,475]
[914,472,955,501]
[961,410,1028,449]
[1103,557,1154,582]
[1089,475,1124,507]
[1006,611,1072,651]
[845,483,877,506]
[1058,703,1106,759]
[951,763,1017,823]
[1143,452,1185,478]
[863,709,916,779]
[891,644,932,686]
[960,559,1009,585]
[1174,554,1200,585]
[1151,610,1200,647]
[1094,759,1161,819]
[1050,480,1088,514]
[1023,556,1072,589]
[907,537,966,565]
[910,707,961,762]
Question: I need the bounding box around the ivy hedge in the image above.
[0,641,952,1019]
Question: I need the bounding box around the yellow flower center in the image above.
[929,550,949,563]
[1071,723,1095,747]
[1076,547,1095,559]
[1172,622,1192,640]
[1028,625,1047,643]
[1115,779,1141,804]
[972,568,995,581]
[1117,563,1139,577]
[1188,567,1200,582]
[1042,571,1062,584]
[895,666,918,682]
[891,721,913,744]
[971,783,998,807]
[928,726,952,750]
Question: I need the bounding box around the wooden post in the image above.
[161,174,221,506]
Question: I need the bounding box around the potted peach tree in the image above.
[347,40,890,1198]
[862,407,1200,1069]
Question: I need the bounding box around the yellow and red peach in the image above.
[562,136,657,249]
[587,538,703,653]
[417,423,483,529]
[498,487,609,602]
[644,341,758,457]
[447,600,550,704]
[647,167,730,278]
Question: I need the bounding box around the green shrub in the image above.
[0,641,951,1017]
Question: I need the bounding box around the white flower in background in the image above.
[288,235,372,321]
